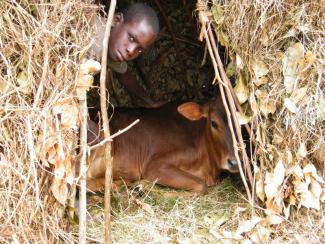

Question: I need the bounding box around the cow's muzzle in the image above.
[227,159,239,173]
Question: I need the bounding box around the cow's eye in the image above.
[211,121,218,129]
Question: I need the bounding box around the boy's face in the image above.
[109,13,157,62]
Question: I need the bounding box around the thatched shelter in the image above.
[0,0,324,242]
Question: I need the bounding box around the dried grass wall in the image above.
[0,0,98,242]
[207,0,325,215]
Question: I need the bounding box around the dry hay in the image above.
[1,0,325,242]
[0,0,98,242]
[86,177,324,243]
[86,176,248,243]
[200,0,325,240]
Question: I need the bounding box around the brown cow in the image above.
[86,98,239,194]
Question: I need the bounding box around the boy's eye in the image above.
[129,35,134,42]
[138,49,143,54]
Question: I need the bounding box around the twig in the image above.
[26,118,41,208]
[197,4,253,204]
[210,28,252,139]
[207,25,254,187]
[99,1,116,243]
[89,119,140,151]
[78,96,88,244]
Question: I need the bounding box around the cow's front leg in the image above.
[142,164,208,194]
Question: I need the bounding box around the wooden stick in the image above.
[207,26,254,188]
[78,96,88,244]
[89,119,139,151]
[99,1,116,243]
[197,6,252,203]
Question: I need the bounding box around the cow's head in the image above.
[177,99,239,173]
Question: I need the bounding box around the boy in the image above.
[91,3,163,108]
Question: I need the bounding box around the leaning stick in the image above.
[78,92,88,244]
[207,26,254,188]
[99,1,116,243]
[197,6,252,204]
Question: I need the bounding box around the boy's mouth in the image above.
[116,50,125,62]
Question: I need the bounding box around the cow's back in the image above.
[110,103,206,181]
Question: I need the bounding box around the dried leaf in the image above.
[293,165,304,179]
[249,225,270,243]
[300,190,320,210]
[317,96,325,121]
[75,74,94,99]
[236,217,262,235]
[217,31,229,48]
[54,157,65,179]
[265,160,285,200]
[290,86,308,104]
[303,164,325,183]
[259,100,276,116]
[211,4,223,24]
[51,178,68,205]
[234,73,249,104]
[283,204,291,219]
[210,229,243,240]
[204,214,229,228]
[236,111,251,125]
[297,143,307,158]
[135,199,154,215]
[304,51,316,64]
[256,178,265,202]
[282,42,304,93]
[321,188,325,202]
[272,134,284,144]
[0,79,8,93]
[226,61,235,77]
[17,70,32,95]
[75,59,101,100]
[52,98,79,130]
[273,160,286,186]
[256,125,265,146]
[249,93,258,116]
[284,98,298,113]
[265,214,283,225]
[242,239,253,244]
[252,60,268,79]
[79,59,101,75]
[265,199,282,215]
[310,179,322,199]
[236,54,244,70]
[253,76,268,87]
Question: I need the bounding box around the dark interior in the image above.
[88,0,223,121]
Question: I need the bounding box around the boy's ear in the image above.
[112,12,124,27]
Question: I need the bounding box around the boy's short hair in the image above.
[122,3,159,35]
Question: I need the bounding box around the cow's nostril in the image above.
[228,159,239,172]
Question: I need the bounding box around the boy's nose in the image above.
[126,44,138,58]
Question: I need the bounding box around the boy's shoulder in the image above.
[108,59,127,74]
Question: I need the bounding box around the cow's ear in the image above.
[177,102,203,120]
